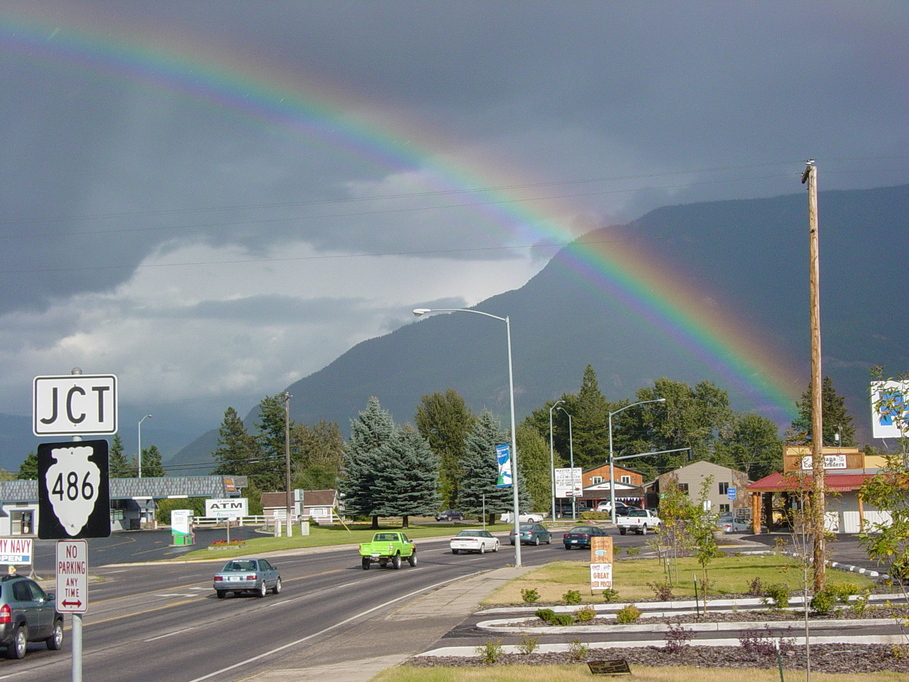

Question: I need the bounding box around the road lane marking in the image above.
[188,571,485,682]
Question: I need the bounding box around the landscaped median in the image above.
[382,554,909,679]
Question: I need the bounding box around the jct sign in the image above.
[33,374,118,436]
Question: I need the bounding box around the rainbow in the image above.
[1,7,802,419]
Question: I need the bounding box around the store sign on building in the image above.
[800,454,847,470]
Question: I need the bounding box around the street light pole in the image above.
[413,307,523,568]
[548,399,564,522]
[138,414,152,477]
[557,407,576,520]
[609,398,665,524]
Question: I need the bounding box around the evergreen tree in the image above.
[788,376,857,446]
[372,424,439,527]
[17,452,38,480]
[339,397,397,528]
[139,444,166,477]
[212,407,260,478]
[458,412,524,522]
[254,394,292,491]
[414,389,475,509]
[109,434,133,478]
[572,364,611,469]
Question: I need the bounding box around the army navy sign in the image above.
[38,440,111,539]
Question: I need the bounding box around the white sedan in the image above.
[450,529,500,554]
[717,513,751,533]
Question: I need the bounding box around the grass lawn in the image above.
[177,521,512,560]
[483,554,878,604]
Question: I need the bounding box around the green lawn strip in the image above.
[372,664,904,682]
[176,521,512,560]
[483,555,877,604]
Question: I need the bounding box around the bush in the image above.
[574,606,597,622]
[535,608,556,623]
[764,583,790,610]
[600,588,620,603]
[521,588,540,604]
[664,621,694,653]
[475,639,503,665]
[579,511,609,521]
[648,580,674,600]
[810,589,835,614]
[828,582,861,604]
[563,589,582,605]
[615,604,642,623]
[625,546,641,557]
[517,635,539,655]
[568,638,589,661]
[552,613,574,626]
[747,576,765,596]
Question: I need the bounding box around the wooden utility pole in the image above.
[284,392,293,532]
[802,160,826,592]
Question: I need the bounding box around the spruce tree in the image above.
[139,444,166,477]
[458,412,527,522]
[339,396,397,528]
[109,434,133,478]
[254,394,292,491]
[212,407,259,478]
[788,376,857,446]
[372,424,439,527]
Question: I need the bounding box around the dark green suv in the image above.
[0,575,64,659]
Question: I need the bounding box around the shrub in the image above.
[615,604,642,624]
[475,639,503,665]
[664,621,694,653]
[600,588,620,603]
[568,638,589,661]
[517,635,539,655]
[764,583,790,610]
[574,606,597,622]
[828,582,861,604]
[580,511,609,521]
[850,590,873,617]
[625,546,641,557]
[563,589,582,605]
[521,588,540,604]
[535,608,556,623]
[648,580,674,601]
[747,576,765,596]
[810,589,835,614]
[739,627,796,657]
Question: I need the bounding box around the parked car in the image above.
[616,509,662,535]
[509,523,552,546]
[554,500,590,518]
[596,500,634,515]
[450,529,499,554]
[212,558,282,598]
[562,525,609,550]
[0,574,64,659]
[500,512,545,524]
[434,510,465,522]
[716,513,750,533]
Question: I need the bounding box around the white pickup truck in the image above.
[616,509,661,535]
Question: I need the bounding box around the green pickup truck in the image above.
[359,532,417,570]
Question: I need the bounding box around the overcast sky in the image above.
[1,1,907,452]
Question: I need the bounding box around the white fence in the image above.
[192,515,266,527]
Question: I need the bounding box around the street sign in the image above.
[38,440,111,539]
[55,539,88,613]
[727,487,737,500]
[33,374,117,436]
[205,498,248,518]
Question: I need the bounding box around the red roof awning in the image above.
[746,471,876,493]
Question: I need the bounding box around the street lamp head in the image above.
[413,308,431,317]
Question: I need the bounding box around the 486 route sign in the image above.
[38,440,111,539]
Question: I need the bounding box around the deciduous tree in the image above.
[415,389,475,509]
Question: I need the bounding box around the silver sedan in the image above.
[212,558,282,598]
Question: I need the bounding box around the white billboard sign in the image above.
[871,381,908,439]
[555,467,583,497]
[205,498,248,519]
